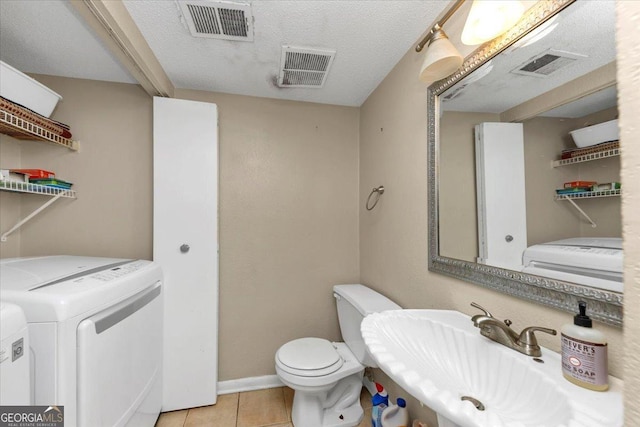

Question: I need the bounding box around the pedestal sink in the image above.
[361,310,622,427]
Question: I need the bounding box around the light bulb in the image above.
[461,0,525,46]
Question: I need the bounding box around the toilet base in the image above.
[291,372,364,427]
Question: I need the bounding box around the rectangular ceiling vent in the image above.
[277,46,336,88]
[511,49,586,78]
[179,0,253,42]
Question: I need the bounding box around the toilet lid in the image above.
[277,338,343,376]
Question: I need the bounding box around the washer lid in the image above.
[0,256,129,291]
[0,257,161,323]
[277,338,342,372]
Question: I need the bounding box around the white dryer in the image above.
[0,256,163,427]
[0,302,31,405]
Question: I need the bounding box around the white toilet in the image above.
[275,284,401,427]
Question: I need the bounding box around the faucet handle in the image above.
[470,302,493,318]
[517,326,557,346]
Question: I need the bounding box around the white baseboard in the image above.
[217,375,284,395]
[217,373,375,397]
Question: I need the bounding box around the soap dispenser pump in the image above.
[561,301,608,391]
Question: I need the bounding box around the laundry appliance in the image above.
[0,256,163,427]
[0,301,30,405]
[522,237,622,293]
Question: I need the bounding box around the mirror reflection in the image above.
[437,0,621,295]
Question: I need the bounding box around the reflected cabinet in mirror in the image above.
[428,0,622,326]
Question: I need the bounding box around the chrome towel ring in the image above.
[366,186,385,211]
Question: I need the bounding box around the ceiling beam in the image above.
[69,0,174,97]
[500,62,616,122]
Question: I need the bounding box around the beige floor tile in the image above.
[270,424,293,427]
[283,387,294,421]
[184,393,239,427]
[155,409,188,427]
[237,387,288,427]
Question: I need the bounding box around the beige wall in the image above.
[439,111,498,262]
[523,110,621,245]
[359,19,626,425]
[174,89,360,380]
[571,107,621,237]
[0,135,22,258]
[1,76,153,260]
[0,77,360,382]
[523,116,581,244]
[618,1,640,424]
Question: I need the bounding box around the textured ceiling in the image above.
[1,1,613,111]
[0,0,136,84]
[0,0,447,107]
[441,0,616,116]
[123,0,446,106]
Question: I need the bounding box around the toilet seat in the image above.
[276,338,344,377]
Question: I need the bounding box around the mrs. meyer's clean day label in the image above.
[561,334,608,386]
[560,301,609,391]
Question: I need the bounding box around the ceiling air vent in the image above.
[511,49,586,78]
[179,0,253,42]
[277,46,336,88]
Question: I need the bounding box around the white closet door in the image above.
[475,122,527,271]
[153,97,218,411]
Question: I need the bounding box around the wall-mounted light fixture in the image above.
[510,15,559,50]
[461,0,525,46]
[417,0,525,83]
[416,0,465,83]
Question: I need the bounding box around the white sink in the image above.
[361,310,623,427]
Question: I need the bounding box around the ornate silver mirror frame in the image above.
[427,0,623,327]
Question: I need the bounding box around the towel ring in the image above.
[366,186,385,211]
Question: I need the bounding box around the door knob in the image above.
[180,244,190,253]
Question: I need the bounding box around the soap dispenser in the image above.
[561,301,608,391]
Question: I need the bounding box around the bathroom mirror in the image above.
[428,0,623,326]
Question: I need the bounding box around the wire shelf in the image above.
[0,180,76,198]
[552,148,619,167]
[555,189,620,201]
[0,109,79,151]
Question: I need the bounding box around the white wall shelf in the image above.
[552,147,619,167]
[0,180,76,241]
[554,189,621,201]
[555,189,621,228]
[0,180,76,197]
[0,109,79,151]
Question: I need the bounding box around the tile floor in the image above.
[155,387,373,427]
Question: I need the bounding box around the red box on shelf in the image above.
[10,168,55,179]
[564,181,596,189]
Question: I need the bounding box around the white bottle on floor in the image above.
[381,397,409,427]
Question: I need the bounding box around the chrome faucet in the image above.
[470,302,557,357]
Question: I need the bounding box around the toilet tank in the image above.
[333,284,401,367]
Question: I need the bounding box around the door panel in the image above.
[153,97,219,410]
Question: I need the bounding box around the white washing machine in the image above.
[0,301,31,405]
[0,256,163,427]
